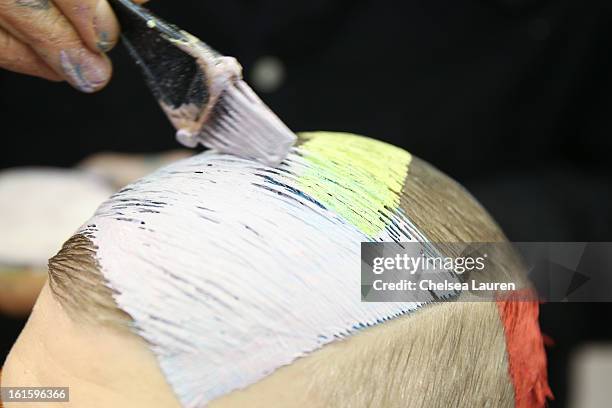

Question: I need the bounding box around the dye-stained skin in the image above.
[58,49,111,93]
[0,0,148,89]
[15,0,50,10]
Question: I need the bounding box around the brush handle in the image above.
[108,0,211,112]
[109,0,296,164]
[109,0,186,42]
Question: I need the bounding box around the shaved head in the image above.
[3,133,550,408]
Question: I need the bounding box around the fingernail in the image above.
[94,0,119,52]
[60,49,112,93]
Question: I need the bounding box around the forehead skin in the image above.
[2,283,181,408]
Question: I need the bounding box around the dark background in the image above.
[1,0,612,406]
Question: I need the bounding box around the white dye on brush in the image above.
[168,34,297,166]
[174,78,297,166]
[78,133,457,407]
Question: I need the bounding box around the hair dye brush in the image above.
[109,0,296,166]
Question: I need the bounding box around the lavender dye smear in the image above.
[79,133,458,407]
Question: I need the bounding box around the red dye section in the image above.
[496,292,553,408]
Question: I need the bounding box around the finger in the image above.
[54,0,152,53]
[0,0,112,92]
[0,24,62,81]
[52,0,120,53]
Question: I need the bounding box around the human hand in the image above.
[0,0,148,92]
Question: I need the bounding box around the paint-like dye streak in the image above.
[299,132,412,238]
[80,132,458,407]
[15,0,50,10]
[60,51,92,93]
[96,31,113,53]
[59,49,108,93]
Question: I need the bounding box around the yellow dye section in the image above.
[297,132,412,238]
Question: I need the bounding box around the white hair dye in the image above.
[79,133,456,407]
